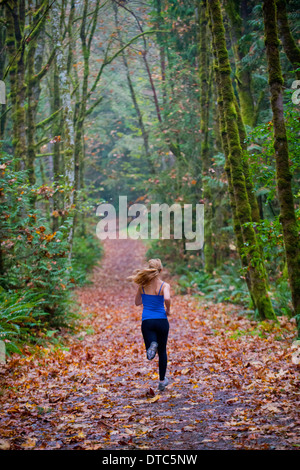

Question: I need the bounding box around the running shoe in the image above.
[158,377,169,391]
[147,341,158,360]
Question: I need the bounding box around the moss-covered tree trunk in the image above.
[263,0,300,335]
[51,59,62,233]
[14,0,26,170]
[51,1,75,252]
[26,2,37,194]
[74,0,89,194]
[5,1,26,170]
[0,9,7,140]
[209,0,275,320]
[199,0,214,274]
[211,20,256,308]
[154,0,167,106]
[276,0,300,80]
[233,96,261,225]
[26,0,52,200]
[224,0,255,127]
[233,93,271,289]
[71,0,101,238]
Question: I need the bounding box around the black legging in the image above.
[141,318,169,381]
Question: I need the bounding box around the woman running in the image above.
[128,259,171,391]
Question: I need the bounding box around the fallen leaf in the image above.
[182,425,197,432]
[147,395,161,403]
[0,439,10,450]
[21,438,37,449]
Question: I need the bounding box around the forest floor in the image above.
[0,238,299,452]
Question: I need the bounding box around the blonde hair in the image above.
[128,258,163,287]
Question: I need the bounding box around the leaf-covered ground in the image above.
[0,239,299,451]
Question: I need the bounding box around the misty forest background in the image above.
[0,0,299,353]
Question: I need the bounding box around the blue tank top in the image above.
[141,282,167,321]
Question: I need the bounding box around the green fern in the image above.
[0,289,47,354]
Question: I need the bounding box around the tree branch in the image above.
[3,0,56,80]
[85,96,103,117]
[36,107,63,129]
[30,46,57,84]
[88,30,167,96]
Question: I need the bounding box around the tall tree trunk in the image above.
[5,1,27,170]
[51,0,75,253]
[153,0,167,106]
[224,0,255,127]
[233,96,261,225]
[211,17,256,308]
[74,0,89,194]
[233,93,270,286]
[0,8,7,140]
[263,0,300,335]
[25,0,51,203]
[71,0,101,238]
[14,0,26,170]
[199,0,214,274]
[25,0,50,199]
[51,59,62,233]
[26,1,37,194]
[209,0,275,320]
[276,0,300,80]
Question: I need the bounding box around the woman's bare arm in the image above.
[163,283,171,315]
[135,287,142,306]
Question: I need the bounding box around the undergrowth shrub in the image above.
[0,152,103,353]
[147,239,293,319]
[71,231,103,286]
[0,289,47,354]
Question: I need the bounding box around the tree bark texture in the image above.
[263,0,300,334]
[209,0,275,320]
[199,0,214,274]
[276,0,300,80]
[224,0,255,127]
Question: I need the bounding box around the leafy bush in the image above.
[270,277,293,318]
[71,231,103,286]
[177,260,293,319]
[0,289,48,354]
[177,263,251,306]
[146,239,203,276]
[0,152,103,348]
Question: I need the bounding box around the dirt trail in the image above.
[0,238,298,450]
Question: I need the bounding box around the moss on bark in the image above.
[276,0,300,80]
[211,15,255,306]
[199,0,214,274]
[209,0,275,320]
[5,3,26,170]
[225,0,255,127]
[263,0,300,335]
[26,12,37,194]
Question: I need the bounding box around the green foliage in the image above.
[0,289,48,355]
[71,231,103,286]
[178,263,251,306]
[0,153,74,323]
[147,238,195,273]
[0,152,103,347]
[155,0,199,64]
[148,227,293,319]
[248,98,300,205]
[271,277,293,318]
[1,0,299,350]
[176,260,293,319]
